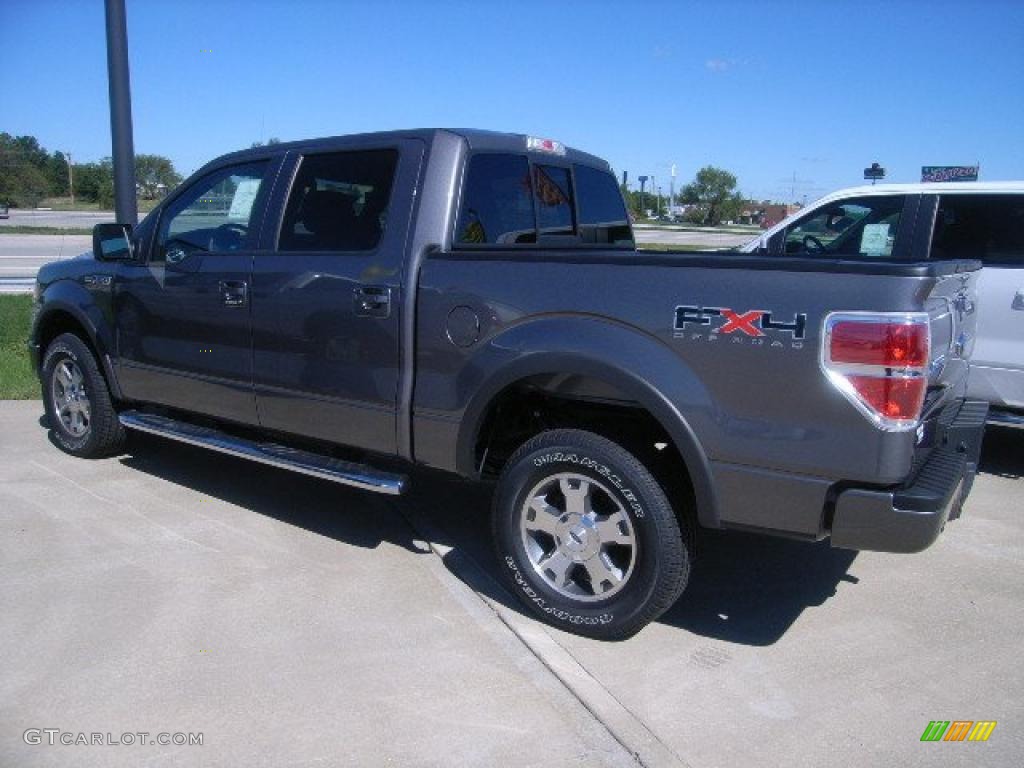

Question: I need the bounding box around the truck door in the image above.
[115,159,279,424]
[250,140,424,454]
[927,193,1024,409]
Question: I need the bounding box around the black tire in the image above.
[41,333,126,458]
[492,429,690,640]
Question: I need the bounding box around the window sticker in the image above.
[228,177,261,221]
[860,223,891,256]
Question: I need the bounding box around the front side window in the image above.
[931,194,1024,266]
[783,195,905,258]
[156,162,268,261]
[574,164,633,246]
[456,154,536,245]
[278,149,398,252]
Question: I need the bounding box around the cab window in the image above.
[782,195,905,258]
[931,194,1024,266]
[456,154,537,245]
[278,149,398,252]
[156,162,268,262]
[574,164,633,246]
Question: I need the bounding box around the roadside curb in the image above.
[398,503,689,768]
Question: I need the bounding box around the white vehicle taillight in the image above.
[821,312,931,431]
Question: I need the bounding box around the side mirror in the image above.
[93,222,134,261]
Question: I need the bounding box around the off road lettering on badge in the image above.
[674,304,808,349]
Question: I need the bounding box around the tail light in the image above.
[821,312,931,431]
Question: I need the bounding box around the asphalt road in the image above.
[0,235,91,293]
[1,399,1021,767]
[0,209,116,229]
[633,228,758,249]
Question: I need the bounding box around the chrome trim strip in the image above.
[119,411,406,495]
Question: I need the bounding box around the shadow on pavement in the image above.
[978,425,1023,479]
[119,432,436,555]
[117,431,861,647]
[403,469,859,647]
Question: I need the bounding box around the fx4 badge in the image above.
[674,305,808,349]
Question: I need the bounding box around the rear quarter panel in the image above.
[414,252,964,534]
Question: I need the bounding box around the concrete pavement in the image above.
[0,401,636,768]
[2,406,1022,767]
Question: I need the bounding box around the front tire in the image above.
[493,429,690,640]
[41,333,126,458]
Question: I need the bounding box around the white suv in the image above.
[744,182,1024,427]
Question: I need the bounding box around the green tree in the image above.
[0,133,51,206]
[250,137,281,148]
[680,166,743,226]
[48,151,70,197]
[134,154,182,198]
[74,159,115,207]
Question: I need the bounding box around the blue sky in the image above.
[2,0,1022,203]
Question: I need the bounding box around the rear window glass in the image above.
[931,194,1024,266]
[534,164,574,236]
[278,149,397,252]
[456,154,536,245]
[574,164,633,245]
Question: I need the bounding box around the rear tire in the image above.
[41,333,126,458]
[492,429,690,640]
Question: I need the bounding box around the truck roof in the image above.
[810,180,1024,204]
[212,128,611,171]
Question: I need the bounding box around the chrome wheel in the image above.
[519,472,637,602]
[51,358,91,438]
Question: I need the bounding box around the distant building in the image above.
[739,201,803,228]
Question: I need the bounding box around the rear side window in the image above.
[456,154,536,245]
[931,194,1024,266]
[574,164,633,245]
[278,149,398,252]
[782,195,905,259]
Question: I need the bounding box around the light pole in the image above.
[104,0,137,226]
[670,164,676,213]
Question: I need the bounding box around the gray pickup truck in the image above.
[30,129,987,639]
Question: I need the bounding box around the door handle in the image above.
[354,286,391,318]
[1013,289,1024,311]
[219,280,248,307]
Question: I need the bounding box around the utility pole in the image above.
[63,151,74,206]
[104,0,137,226]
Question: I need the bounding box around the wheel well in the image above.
[474,375,699,539]
[36,311,101,372]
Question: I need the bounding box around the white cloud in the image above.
[705,58,734,72]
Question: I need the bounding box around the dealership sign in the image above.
[921,166,979,183]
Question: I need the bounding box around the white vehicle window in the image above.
[931,195,1024,266]
[782,196,905,259]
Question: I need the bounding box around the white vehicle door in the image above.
[930,193,1024,409]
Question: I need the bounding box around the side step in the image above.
[118,410,407,495]
[988,408,1024,430]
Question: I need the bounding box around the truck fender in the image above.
[455,315,720,528]
[34,280,123,400]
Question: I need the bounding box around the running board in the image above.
[118,410,406,495]
[988,409,1024,430]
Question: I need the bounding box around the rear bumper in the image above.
[830,399,988,553]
